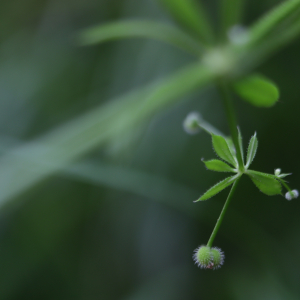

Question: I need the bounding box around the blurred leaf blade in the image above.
[250,8,300,65]
[249,0,300,44]
[0,62,214,208]
[77,20,204,56]
[158,0,214,43]
[237,127,244,165]
[220,0,244,37]
[233,74,279,107]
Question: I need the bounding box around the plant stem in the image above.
[207,176,241,247]
[218,81,244,172]
[278,178,292,193]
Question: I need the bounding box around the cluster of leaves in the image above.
[196,130,291,201]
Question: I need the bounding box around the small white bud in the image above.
[275,168,281,176]
[183,111,202,135]
[227,25,250,45]
[285,189,299,201]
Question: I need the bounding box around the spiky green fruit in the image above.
[193,245,212,269]
[210,247,225,270]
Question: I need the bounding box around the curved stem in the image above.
[277,178,292,193]
[207,176,241,247]
[217,81,244,172]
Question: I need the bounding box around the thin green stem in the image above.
[207,176,241,247]
[277,178,292,193]
[198,120,226,137]
[217,81,244,172]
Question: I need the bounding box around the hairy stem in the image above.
[218,81,244,172]
[207,176,241,247]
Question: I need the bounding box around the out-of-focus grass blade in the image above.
[249,8,300,65]
[0,62,214,209]
[66,161,197,214]
[77,20,204,56]
[231,7,300,77]
[249,0,300,45]
[220,0,244,38]
[158,0,214,43]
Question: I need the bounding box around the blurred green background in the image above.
[1,0,300,299]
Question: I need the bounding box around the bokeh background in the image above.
[1,0,300,299]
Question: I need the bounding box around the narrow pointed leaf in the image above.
[246,132,258,168]
[277,173,292,179]
[237,127,244,165]
[195,174,240,201]
[158,0,214,43]
[212,134,237,167]
[203,159,236,172]
[233,74,279,107]
[249,0,300,45]
[226,138,239,166]
[247,170,282,196]
[77,20,203,56]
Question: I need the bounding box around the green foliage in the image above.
[237,127,244,164]
[199,131,289,201]
[220,0,244,37]
[246,170,282,196]
[246,132,258,168]
[1,0,300,289]
[203,159,236,172]
[233,74,279,107]
[195,174,240,201]
[211,134,237,167]
[276,173,292,179]
[249,0,300,45]
[0,62,214,208]
[77,20,204,56]
[157,0,214,43]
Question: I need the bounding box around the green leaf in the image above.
[76,20,203,56]
[246,132,258,168]
[249,0,300,45]
[195,174,240,201]
[246,170,282,196]
[212,134,237,167]
[237,127,244,165]
[202,159,236,172]
[158,0,214,43]
[233,74,279,107]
